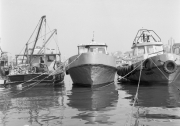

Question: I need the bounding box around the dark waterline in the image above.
[0,75,180,126]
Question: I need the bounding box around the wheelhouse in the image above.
[132,29,163,58]
[78,42,108,55]
[132,44,163,57]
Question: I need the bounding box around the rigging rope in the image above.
[2,65,64,96]
[46,22,61,55]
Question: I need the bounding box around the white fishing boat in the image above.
[66,37,117,87]
[117,29,180,84]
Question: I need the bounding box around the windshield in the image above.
[89,46,106,54]
[154,45,163,53]
[138,46,145,55]
[147,45,154,54]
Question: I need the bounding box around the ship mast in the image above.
[29,15,46,65]
[92,31,95,42]
[43,18,46,64]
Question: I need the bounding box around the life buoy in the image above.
[163,60,177,74]
[143,58,152,70]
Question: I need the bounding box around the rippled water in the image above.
[0,75,180,126]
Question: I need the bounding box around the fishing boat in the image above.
[66,36,117,87]
[117,29,180,84]
[0,40,10,76]
[0,42,10,85]
[6,16,65,86]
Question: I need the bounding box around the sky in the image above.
[0,0,180,60]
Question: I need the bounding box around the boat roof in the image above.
[78,40,107,47]
[15,53,60,57]
[132,29,162,49]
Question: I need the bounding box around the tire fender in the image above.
[163,60,177,74]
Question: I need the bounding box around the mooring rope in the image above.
[149,57,180,91]
[17,73,46,86]
[1,71,53,93]
[2,52,79,96]
[6,67,63,97]
[65,54,82,68]
[124,61,143,126]
[1,65,64,96]
[118,59,146,81]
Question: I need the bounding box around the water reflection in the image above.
[0,86,67,126]
[67,83,119,124]
[0,75,180,126]
[120,82,180,108]
[118,82,180,125]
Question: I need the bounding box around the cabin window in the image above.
[154,45,163,53]
[48,55,55,62]
[133,48,138,56]
[174,48,180,55]
[137,46,145,55]
[89,47,97,52]
[147,45,154,54]
[78,46,88,54]
[98,48,105,54]
[0,61,4,66]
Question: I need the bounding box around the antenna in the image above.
[92,31,95,42]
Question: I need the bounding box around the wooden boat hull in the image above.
[7,72,65,86]
[125,53,180,84]
[66,53,117,87]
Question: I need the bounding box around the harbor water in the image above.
[0,75,180,126]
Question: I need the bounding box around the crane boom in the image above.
[29,15,46,64]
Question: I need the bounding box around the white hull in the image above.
[69,64,117,87]
[67,53,117,87]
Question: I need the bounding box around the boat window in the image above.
[89,47,97,52]
[78,46,88,54]
[137,46,145,55]
[48,55,55,62]
[147,45,154,54]
[0,61,4,66]
[98,48,105,54]
[174,48,180,55]
[133,48,138,56]
[154,45,163,53]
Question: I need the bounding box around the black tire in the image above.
[143,58,152,70]
[163,60,177,74]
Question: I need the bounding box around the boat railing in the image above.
[133,29,161,45]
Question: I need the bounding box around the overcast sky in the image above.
[0,0,180,60]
